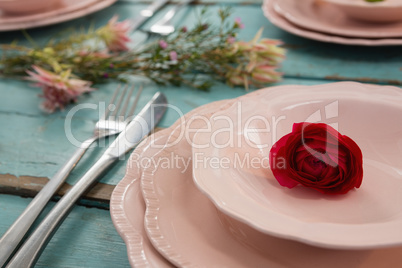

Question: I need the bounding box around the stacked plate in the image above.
[0,0,116,31]
[263,0,402,46]
[111,82,402,267]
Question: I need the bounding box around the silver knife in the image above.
[5,92,168,268]
[130,0,170,31]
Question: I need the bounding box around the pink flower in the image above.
[227,37,236,44]
[251,39,285,65]
[78,50,111,59]
[251,64,282,84]
[234,17,245,29]
[226,69,249,88]
[228,74,247,86]
[97,15,132,52]
[226,28,285,86]
[169,51,178,61]
[26,65,94,113]
[159,40,168,49]
[232,29,286,66]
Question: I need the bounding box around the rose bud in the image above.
[269,122,363,194]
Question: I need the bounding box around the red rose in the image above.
[269,122,363,194]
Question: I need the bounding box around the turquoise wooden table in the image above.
[1,0,401,267]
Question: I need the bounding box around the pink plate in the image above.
[112,83,402,267]
[274,0,402,38]
[138,83,402,267]
[110,132,173,268]
[324,0,402,23]
[110,97,242,267]
[192,82,402,249]
[263,0,402,46]
[0,0,116,31]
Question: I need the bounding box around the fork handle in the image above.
[156,0,194,25]
[6,154,116,268]
[0,137,96,268]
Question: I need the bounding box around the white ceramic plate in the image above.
[274,0,402,38]
[263,0,402,46]
[0,0,116,31]
[192,82,402,249]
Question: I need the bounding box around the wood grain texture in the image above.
[0,174,114,203]
[1,1,402,84]
[0,0,401,197]
[0,1,401,267]
[0,78,325,190]
[0,194,130,267]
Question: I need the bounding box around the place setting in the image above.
[1,0,402,266]
[0,0,117,31]
[111,81,402,267]
[0,2,286,266]
[262,0,402,45]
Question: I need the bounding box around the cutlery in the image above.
[130,0,170,31]
[0,84,142,267]
[146,0,195,37]
[6,91,167,268]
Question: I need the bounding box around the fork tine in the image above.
[110,84,128,118]
[128,84,144,118]
[118,84,136,119]
[102,84,121,120]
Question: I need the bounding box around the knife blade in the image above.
[6,92,168,268]
[130,0,170,31]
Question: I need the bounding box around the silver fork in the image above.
[143,0,194,39]
[0,84,143,267]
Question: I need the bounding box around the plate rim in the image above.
[110,98,242,266]
[0,0,117,31]
[263,0,402,46]
[192,82,402,249]
[274,0,402,38]
[112,82,402,268]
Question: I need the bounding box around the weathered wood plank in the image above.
[0,194,130,267]
[0,174,114,203]
[1,1,401,198]
[0,1,400,266]
[1,2,402,84]
[0,78,324,192]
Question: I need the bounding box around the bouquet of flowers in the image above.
[0,8,285,112]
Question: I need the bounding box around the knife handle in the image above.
[5,154,116,268]
[0,138,96,268]
[154,0,194,25]
[140,0,169,18]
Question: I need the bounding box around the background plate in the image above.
[274,0,402,38]
[263,0,402,46]
[0,0,116,31]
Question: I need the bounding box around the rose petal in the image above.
[269,122,363,194]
